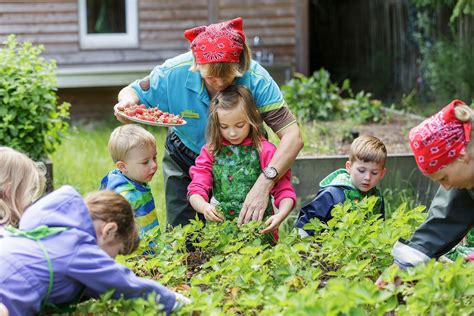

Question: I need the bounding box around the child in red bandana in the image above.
[377,100,474,287]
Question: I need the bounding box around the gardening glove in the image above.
[172,292,191,311]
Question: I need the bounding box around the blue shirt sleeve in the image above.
[130,65,170,112]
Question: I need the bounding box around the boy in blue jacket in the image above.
[100,124,160,238]
[0,186,188,316]
[296,135,387,237]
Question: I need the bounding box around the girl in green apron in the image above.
[187,85,296,240]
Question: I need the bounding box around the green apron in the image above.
[212,145,272,220]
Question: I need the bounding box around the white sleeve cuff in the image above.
[172,292,191,311]
[391,240,431,268]
[297,228,310,238]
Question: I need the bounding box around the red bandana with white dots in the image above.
[184,17,245,64]
[409,99,471,175]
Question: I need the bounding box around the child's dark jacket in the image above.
[295,169,385,236]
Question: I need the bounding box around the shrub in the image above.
[0,34,70,160]
[282,69,382,124]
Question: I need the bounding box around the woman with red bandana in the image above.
[380,100,474,279]
[114,17,303,228]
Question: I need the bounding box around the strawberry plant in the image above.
[68,198,473,315]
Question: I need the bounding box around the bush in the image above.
[0,34,70,160]
[282,69,382,124]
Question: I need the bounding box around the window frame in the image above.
[78,0,139,49]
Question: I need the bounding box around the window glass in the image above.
[78,0,138,49]
[86,0,126,34]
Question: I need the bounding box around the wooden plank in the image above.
[220,9,295,18]
[43,44,80,53]
[0,23,77,34]
[49,50,186,66]
[295,0,309,75]
[208,0,219,24]
[0,2,76,13]
[139,20,210,31]
[140,41,189,51]
[10,34,77,44]
[140,9,207,21]
[140,0,207,10]
[220,0,294,5]
[0,12,77,24]
[240,18,296,27]
[242,27,295,37]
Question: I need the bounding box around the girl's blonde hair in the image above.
[190,43,251,78]
[0,147,46,227]
[85,190,139,255]
[108,124,156,163]
[454,104,474,156]
[207,85,264,153]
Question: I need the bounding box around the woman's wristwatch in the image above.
[263,166,279,181]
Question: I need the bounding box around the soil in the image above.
[298,108,423,156]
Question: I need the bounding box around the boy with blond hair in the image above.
[100,124,159,238]
[296,135,387,237]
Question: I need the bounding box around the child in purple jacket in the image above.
[0,185,189,315]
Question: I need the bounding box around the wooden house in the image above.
[0,0,309,120]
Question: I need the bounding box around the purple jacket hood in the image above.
[20,185,96,237]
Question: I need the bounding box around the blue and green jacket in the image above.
[295,169,385,236]
[100,169,159,238]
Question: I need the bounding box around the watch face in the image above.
[264,167,277,179]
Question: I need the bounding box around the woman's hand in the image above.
[238,174,273,225]
[115,86,140,123]
[114,102,133,124]
[201,203,224,222]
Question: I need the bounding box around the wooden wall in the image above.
[0,0,299,68]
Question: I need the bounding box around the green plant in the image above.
[0,34,70,160]
[282,70,344,121]
[73,290,164,315]
[412,1,474,104]
[282,69,382,124]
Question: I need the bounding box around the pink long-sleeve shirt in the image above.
[187,138,296,208]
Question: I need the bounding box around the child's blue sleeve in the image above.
[295,187,346,235]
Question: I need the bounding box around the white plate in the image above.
[115,109,187,127]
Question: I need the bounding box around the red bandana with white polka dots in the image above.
[184,17,245,64]
[409,99,471,175]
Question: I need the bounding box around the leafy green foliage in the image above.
[70,197,473,315]
[412,0,474,103]
[282,69,381,124]
[73,290,164,315]
[0,34,70,160]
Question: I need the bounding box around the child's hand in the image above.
[202,204,224,222]
[261,214,284,234]
[375,264,402,289]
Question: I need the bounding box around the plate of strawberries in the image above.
[115,104,186,126]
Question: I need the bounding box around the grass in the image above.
[50,119,169,226]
